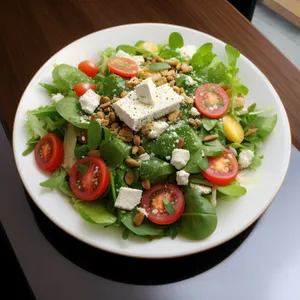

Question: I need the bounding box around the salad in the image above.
[23,32,277,240]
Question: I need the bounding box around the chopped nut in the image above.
[133,135,141,146]
[133,212,145,227]
[100,101,111,109]
[118,127,134,138]
[125,158,140,168]
[179,87,185,94]
[132,145,139,155]
[138,146,145,155]
[139,69,152,79]
[101,96,110,104]
[169,80,175,87]
[154,76,167,86]
[177,138,185,148]
[91,111,105,120]
[87,150,100,158]
[183,93,195,104]
[244,127,258,137]
[103,107,111,113]
[108,112,116,124]
[195,119,203,127]
[203,134,218,142]
[167,69,176,77]
[152,56,164,63]
[110,122,119,130]
[180,62,193,73]
[160,70,169,76]
[188,119,197,127]
[172,86,180,94]
[165,58,180,67]
[111,97,120,103]
[235,95,245,108]
[120,91,128,98]
[142,179,151,190]
[125,171,135,185]
[117,135,132,142]
[168,110,182,122]
[141,122,152,136]
[101,118,110,127]
[126,77,142,88]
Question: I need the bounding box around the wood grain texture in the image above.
[1,0,300,148]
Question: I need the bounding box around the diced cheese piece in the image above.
[136,78,156,105]
[79,89,100,114]
[51,93,64,103]
[190,183,212,194]
[171,148,190,170]
[190,107,200,116]
[112,83,183,131]
[178,45,196,60]
[139,153,150,162]
[238,149,254,169]
[116,50,144,68]
[176,170,190,185]
[114,187,143,210]
[148,121,169,139]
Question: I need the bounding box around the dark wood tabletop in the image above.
[1,0,300,148]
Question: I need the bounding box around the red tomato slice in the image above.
[73,83,97,97]
[78,60,99,77]
[195,84,230,118]
[202,149,238,185]
[107,57,138,77]
[141,184,185,225]
[34,133,64,172]
[69,157,110,201]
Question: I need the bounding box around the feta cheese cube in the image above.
[114,187,143,210]
[176,170,190,185]
[136,78,156,105]
[139,153,150,162]
[116,50,144,68]
[178,45,196,60]
[51,93,64,103]
[112,83,183,131]
[190,107,200,117]
[190,183,212,194]
[148,121,169,139]
[171,148,190,170]
[238,149,254,169]
[79,89,100,114]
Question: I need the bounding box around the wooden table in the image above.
[1,0,300,148]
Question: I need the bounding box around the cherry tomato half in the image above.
[78,60,99,77]
[69,157,110,201]
[195,84,230,118]
[202,149,238,185]
[141,184,185,225]
[73,83,97,97]
[34,133,64,172]
[107,57,138,77]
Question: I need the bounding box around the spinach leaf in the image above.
[75,144,89,160]
[100,74,126,99]
[31,105,58,117]
[100,127,112,147]
[135,40,145,47]
[202,139,224,156]
[22,144,36,156]
[55,96,90,129]
[202,117,218,131]
[40,168,67,188]
[116,44,150,55]
[58,180,76,198]
[140,157,175,184]
[148,62,171,71]
[74,200,117,226]
[184,149,209,173]
[39,83,59,95]
[159,48,180,60]
[87,120,102,150]
[252,114,277,138]
[164,222,180,239]
[191,43,216,67]
[169,32,184,50]
[120,211,164,236]
[122,228,130,240]
[180,186,217,240]
[217,181,247,197]
[52,64,93,93]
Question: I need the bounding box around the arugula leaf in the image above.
[217,181,247,197]
[31,105,58,117]
[87,120,102,150]
[163,199,175,214]
[185,149,209,173]
[169,32,184,50]
[225,44,240,69]
[148,62,171,71]
[22,144,36,156]
[58,180,76,198]
[39,83,59,95]
[77,164,87,174]
[40,168,67,188]
[202,117,218,131]
[116,44,150,55]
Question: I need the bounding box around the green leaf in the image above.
[31,105,58,117]
[252,114,277,138]
[58,180,76,198]
[74,200,117,226]
[202,139,224,156]
[75,144,89,160]
[97,47,116,75]
[135,40,145,47]
[100,74,126,99]
[202,117,218,131]
[163,199,175,214]
[236,83,249,95]
[116,44,150,55]
[55,97,90,129]
[225,44,240,69]
[87,120,102,150]
[185,149,209,173]
[197,43,213,55]
[169,32,184,50]
[217,181,247,197]
[148,62,171,71]
[77,164,87,174]
[100,127,112,147]
[22,144,36,156]
[122,228,130,240]
[40,168,67,188]
[39,83,59,95]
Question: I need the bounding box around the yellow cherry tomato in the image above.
[139,42,158,53]
[223,115,244,144]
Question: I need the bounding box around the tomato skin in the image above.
[202,149,238,186]
[195,84,230,118]
[107,57,138,77]
[78,60,99,77]
[73,83,97,97]
[34,133,64,172]
[141,184,185,225]
[69,157,110,201]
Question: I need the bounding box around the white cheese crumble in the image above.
[79,89,100,115]
[148,121,169,139]
[176,170,190,185]
[51,93,64,103]
[114,187,143,210]
[171,148,190,170]
[238,149,254,169]
[185,75,197,86]
[166,156,171,161]
[139,153,150,162]
[190,107,200,117]
[137,207,149,217]
[136,77,157,105]
[178,45,196,60]
[116,50,144,68]
[190,183,212,194]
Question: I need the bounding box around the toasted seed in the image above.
[188,119,197,127]
[110,122,119,130]
[101,96,110,104]
[169,80,175,87]
[133,135,141,146]
[132,145,139,155]
[172,86,180,94]
[142,179,151,190]
[141,122,152,136]
[138,146,145,155]
[195,119,203,127]
[111,97,120,103]
[119,127,134,138]
[87,150,100,158]
[100,101,111,109]
[125,171,135,185]
[177,138,185,148]
[101,119,110,127]
[133,212,145,227]
[203,134,218,142]
[120,91,128,98]
[125,158,140,168]
[244,127,258,137]
[168,110,182,122]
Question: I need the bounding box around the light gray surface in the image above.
[1,121,300,299]
[253,4,300,69]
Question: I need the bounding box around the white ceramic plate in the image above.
[13,23,291,258]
